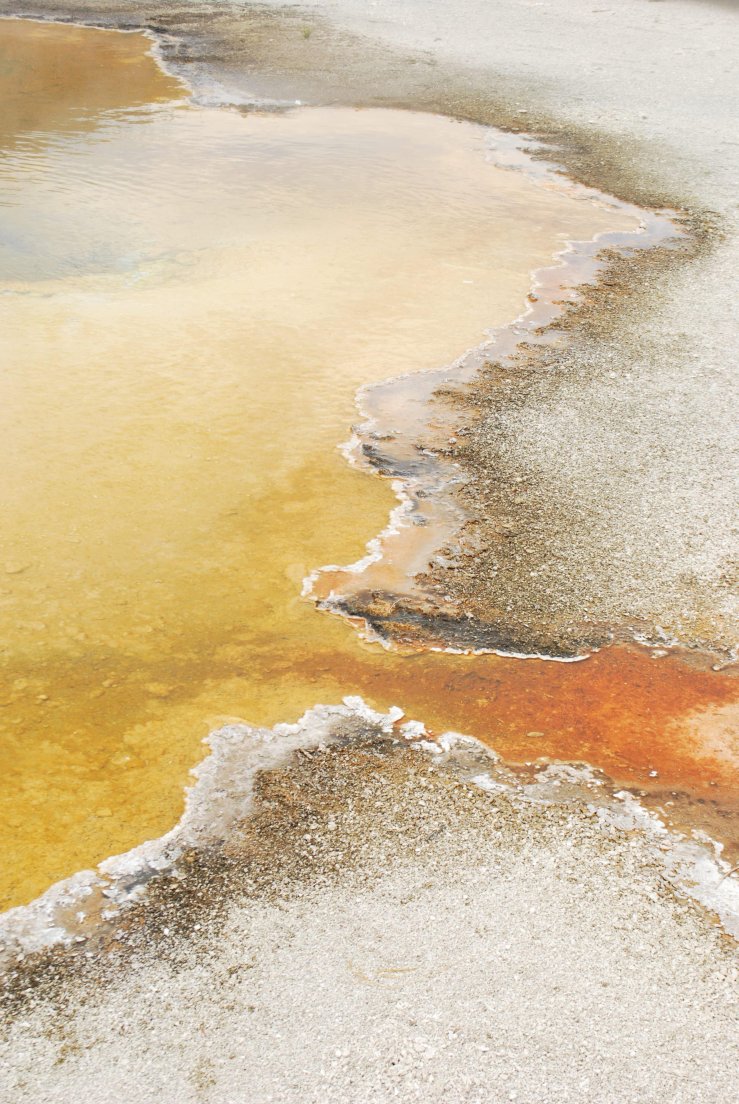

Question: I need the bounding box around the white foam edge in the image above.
[13,13,676,667]
[301,479,415,599]
[3,699,737,958]
[0,698,404,962]
[301,203,675,661]
[3,23,726,954]
[598,790,739,940]
[466,768,739,939]
[332,208,657,469]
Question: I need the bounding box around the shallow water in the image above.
[1,19,736,910]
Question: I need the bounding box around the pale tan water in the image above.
[0,19,647,908]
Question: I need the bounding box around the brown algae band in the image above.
[1,18,735,911]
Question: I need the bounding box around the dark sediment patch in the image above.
[326,587,608,658]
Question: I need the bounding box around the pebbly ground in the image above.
[2,720,738,1103]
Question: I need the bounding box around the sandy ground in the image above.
[416,235,739,656]
[2,711,738,1103]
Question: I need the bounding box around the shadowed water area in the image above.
[1,19,736,911]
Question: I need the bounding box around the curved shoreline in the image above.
[2,695,738,970]
[1,5,737,1099]
[2,7,732,665]
[304,174,683,659]
[0,6,735,941]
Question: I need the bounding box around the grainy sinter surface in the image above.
[2,719,738,1104]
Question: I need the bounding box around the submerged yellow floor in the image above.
[0,19,648,908]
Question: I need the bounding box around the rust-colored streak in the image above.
[291,642,738,821]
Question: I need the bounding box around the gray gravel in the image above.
[417,234,739,656]
[2,723,738,1104]
[262,0,737,206]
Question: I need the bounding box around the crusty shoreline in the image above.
[5,0,733,661]
[338,227,738,661]
[3,708,738,1101]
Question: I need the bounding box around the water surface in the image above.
[1,19,734,909]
